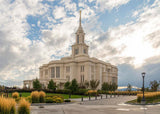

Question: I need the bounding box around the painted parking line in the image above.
[118,103,129,106]
[116,108,130,111]
[140,107,147,110]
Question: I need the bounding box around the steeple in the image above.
[79,10,81,27]
[72,10,89,58]
[76,10,84,34]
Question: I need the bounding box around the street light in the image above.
[141,72,146,104]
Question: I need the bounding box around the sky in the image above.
[0,0,160,88]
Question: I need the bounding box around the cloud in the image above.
[53,6,66,19]
[0,0,49,86]
[90,0,160,68]
[96,0,130,11]
[0,0,159,88]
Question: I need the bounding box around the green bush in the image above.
[75,89,88,95]
[55,89,64,93]
[54,97,63,103]
[63,89,71,94]
[64,99,71,102]
[45,97,54,103]
[52,95,64,103]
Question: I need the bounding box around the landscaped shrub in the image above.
[108,91,142,95]
[53,95,64,100]
[31,91,39,103]
[15,97,21,102]
[137,92,160,103]
[25,96,32,103]
[12,92,19,99]
[55,97,63,103]
[45,97,54,103]
[63,89,71,94]
[74,89,88,95]
[98,90,107,94]
[64,99,71,102]
[0,97,16,114]
[18,98,30,114]
[39,91,46,103]
[53,95,64,103]
[86,90,98,96]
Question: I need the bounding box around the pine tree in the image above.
[69,79,78,93]
[33,78,42,90]
[64,81,70,89]
[48,79,56,91]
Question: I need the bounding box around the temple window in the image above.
[81,66,84,72]
[84,49,86,54]
[45,69,48,75]
[66,66,70,73]
[81,75,84,83]
[75,49,79,55]
[77,35,79,43]
[51,67,55,78]
[56,67,60,78]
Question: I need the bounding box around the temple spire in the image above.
[76,10,84,34]
[79,10,81,27]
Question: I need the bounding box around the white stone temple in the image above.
[23,11,118,89]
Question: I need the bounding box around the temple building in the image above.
[23,11,118,89]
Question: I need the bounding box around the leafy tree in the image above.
[111,83,118,91]
[150,80,160,91]
[78,82,86,89]
[69,79,79,93]
[33,78,42,90]
[48,79,56,91]
[64,81,70,89]
[84,80,89,89]
[127,83,132,92]
[101,82,109,91]
[90,80,100,90]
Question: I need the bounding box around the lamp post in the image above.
[141,72,146,104]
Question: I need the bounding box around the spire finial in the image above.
[79,10,81,26]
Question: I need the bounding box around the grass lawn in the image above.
[8,92,88,99]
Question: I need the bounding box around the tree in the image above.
[90,80,100,90]
[84,80,89,89]
[127,83,132,92]
[69,79,79,93]
[33,78,42,90]
[64,81,70,89]
[101,82,109,91]
[150,80,160,91]
[111,83,118,91]
[48,79,56,91]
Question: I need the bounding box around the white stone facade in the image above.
[23,11,118,89]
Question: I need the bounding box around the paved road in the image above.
[31,96,160,114]
[80,95,136,105]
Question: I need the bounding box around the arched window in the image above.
[75,49,79,55]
